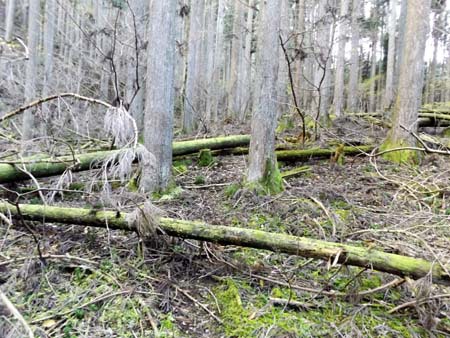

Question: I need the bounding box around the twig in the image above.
[0,289,34,338]
[176,287,223,324]
[1,93,112,122]
[388,293,450,314]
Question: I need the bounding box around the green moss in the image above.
[152,182,183,201]
[276,116,295,133]
[68,182,85,191]
[380,138,420,164]
[259,159,284,195]
[443,128,450,138]
[198,148,214,167]
[224,183,240,198]
[172,159,190,176]
[194,175,206,185]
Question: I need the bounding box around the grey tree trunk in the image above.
[333,0,350,117]
[43,0,56,98]
[5,0,16,42]
[141,0,177,192]
[211,0,226,122]
[369,27,378,113]
[204,0,217,125]
[381,0,431,163]
[277,0,290,118]
[295,0,306,107]
[383,0,397,111]
[394,0,407,91]
[347,0,362,112]
[228,0,246,117]
[183,0,205,133]
[247,0,283,193]
[22,0,41,145]
[240,0,255,121]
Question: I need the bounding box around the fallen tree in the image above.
[0,202,448,285]
[0,141,372,184]
[215,145,373,161]
[0,135,250,184]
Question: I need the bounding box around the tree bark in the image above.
[333,0,350,117]
[347,0,362,112]
[383,0,397,111]
[1,202,448,285]
[247,0,283,193]
[22,0,41,145]
[183,0,205,133]
[5,0,16,42]
[141,0,177,192]
[381,0,431,163]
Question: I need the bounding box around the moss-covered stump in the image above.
[1,202,449,285]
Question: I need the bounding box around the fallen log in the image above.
[215,145,373,161]
[0,135,250,184]
[0,140,372,184]
[0,202,448,285]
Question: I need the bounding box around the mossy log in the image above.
[0,135,250,183]
[0,202,448,285]
[0,138,371,183]
[217,145,373,161]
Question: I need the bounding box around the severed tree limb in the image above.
[0,202,449,285]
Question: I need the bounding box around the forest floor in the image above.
[1,117,450,337]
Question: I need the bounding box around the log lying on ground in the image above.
[0,140,372,184]
[0,202,448,285]
[215,145,373,161]
[0,135,250,184]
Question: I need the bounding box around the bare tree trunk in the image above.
[204,0,217,126]
[383,0,397,111]
[141,0,176,192]
[347,0,362,112]
[277,0,290,118]
[381,0,431,163]
[183,0,205,133]
[369,28,378,113]
[427,32,439,104]
[227,0,246,117]
[22,0,41,145]
[247,0,283,194]
[43,0,56,98]
[394,0,407,91]
[333,0,349,117]
[295,0,306,107]
[211,0,226,123]
[240,0,255,121]
[5,0,16,42]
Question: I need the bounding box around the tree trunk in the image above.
[383,0,397,111]
[240,0,255,121]
[368,17,378,114]
[333,0,350,117]
[227,0,246,118]
[2,202,448,285]
[22,0,41,146]
[140,0,177,192]
[183,0,205,133]
[381,0,431,163]
[247,0,283,194]
[211,0,226,123]
[347,0,362,112]
[5,0,16,42]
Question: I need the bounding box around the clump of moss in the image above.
[379,138,420,164]
[224,183,240,198]
[198,148,214,167]
[246,158,283,195]
[194,175,206,185]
